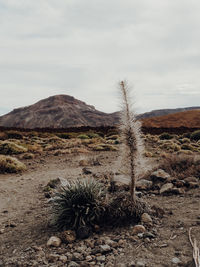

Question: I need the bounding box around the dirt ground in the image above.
[0,151,199,267]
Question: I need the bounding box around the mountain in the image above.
[142,109,200,128]
[0,95,119,129]
[0,94,199,129]
[138,106,200,119]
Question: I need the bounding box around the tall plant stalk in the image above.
[119,81,145,201]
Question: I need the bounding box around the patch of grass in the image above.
[0,141,28,155]
[0,155,26,173]
[181,144,194,151]
[159,133,173,140]
[92,144,118,151]
[6,130,23,140]
[77,134,90,140]
[190,130,200,141]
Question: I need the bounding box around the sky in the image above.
[0,0,200,116]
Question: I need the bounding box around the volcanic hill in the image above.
[0,95,119,129]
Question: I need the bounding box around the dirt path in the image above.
[0,152,199,267]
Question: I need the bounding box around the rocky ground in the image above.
[0,148,200,266]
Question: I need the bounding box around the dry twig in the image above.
[189,227,200,267]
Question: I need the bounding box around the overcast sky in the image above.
[0,0,200,116]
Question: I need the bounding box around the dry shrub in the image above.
[105,192,149,226]
[19,153,35,159]
[91,144,118,151]
[0,132,7,140]
[26,143,43,153]
[0,155,26,173]
[6,130,23,140]
[0,141,28,155]
[159,154,200,179]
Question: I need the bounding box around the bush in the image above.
[77,134,89,140]
[182,132,191,139]
[56,133,70,139]
[51,179,106,230]
[181,144,194,151]
[159,154,200,179]
[87,133,100,139]
[0,141,28,155]
[6,130,23,139]
[0,155,26,173]
[190,130,200,141]
[105,193,149,226]
[159,133,173,140]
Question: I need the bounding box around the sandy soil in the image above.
[0,151,199,267]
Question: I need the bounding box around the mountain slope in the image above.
[0,95,119,128]
[142,109,200,128]
[138,106,200,119]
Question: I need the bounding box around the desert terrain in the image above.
[0,128,199,267]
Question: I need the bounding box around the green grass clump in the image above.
[77,134,90,140]
[51,179,106,230]
[190,130,200,141]
[0,141,28,155]
[159,133,173,140]
[0,155,26,173]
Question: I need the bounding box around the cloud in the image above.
[0,0,200,115]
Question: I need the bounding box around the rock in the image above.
[100,244,112,254]
[68,261,79,267]
[184,177,198,183]
[128,261,136,267]
[151,205,165,218]
[136,179,153,190]
[143,232,156,239]
[150,169,170,182]
[135,260,146,267]
[0,229,4,234]
[85,255,93,262]
[118,239,126,247]
[47,236,62,247]
[82,167,92,174]
[173,180,186,188]
[72,252,84,261]
[32,245,43,252]
[132,225,146,235]
[46,253,60,262]
[160,183,174,195]
[141,213,153,225]
[171,257,181,264]
[77,226,91,239]
[61,230,76,243]
[188,182,199,189]
[96,255,106,262]
[170,188,185,195]
[59,255,68,263]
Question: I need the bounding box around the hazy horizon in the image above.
[1,1,200,116]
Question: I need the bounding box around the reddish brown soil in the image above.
[142,110,200,128]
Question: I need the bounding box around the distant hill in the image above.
[138,106,200,119]
[0,94,199,129]
[142,109,200,128]
[0,95,119,128]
